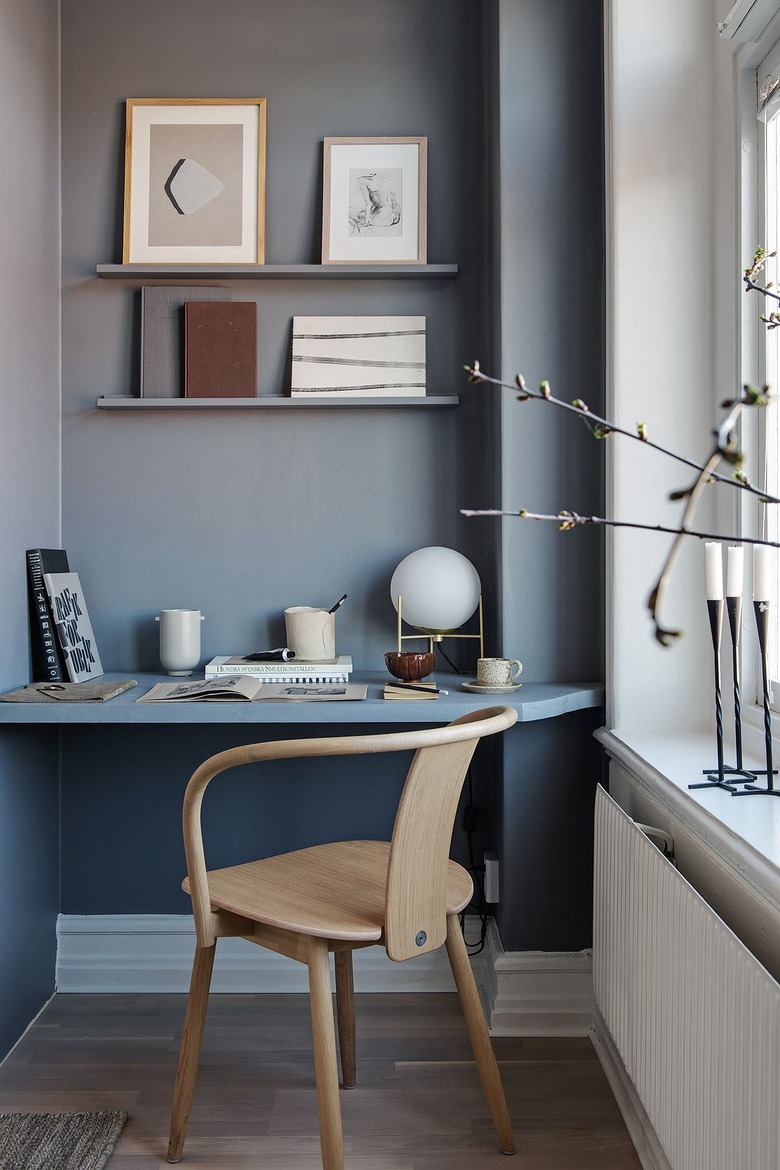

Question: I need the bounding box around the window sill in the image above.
[596,727,780,907]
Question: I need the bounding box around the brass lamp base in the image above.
[395,595,484,661]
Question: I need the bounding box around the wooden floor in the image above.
[0,993,641,1169]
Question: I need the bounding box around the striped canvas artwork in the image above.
[291,316,426,398]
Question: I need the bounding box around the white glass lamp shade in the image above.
[390,547,481,633]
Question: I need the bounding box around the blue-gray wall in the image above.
[0,0,61,1055]
[57,0,604,950]
[60,0,493,671]
[0,0,604,1057]
[491,0,605,948]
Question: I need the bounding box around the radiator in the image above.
[593,785,780,1170]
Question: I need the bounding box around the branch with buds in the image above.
[744,245,780,328]
[462,361,776,646]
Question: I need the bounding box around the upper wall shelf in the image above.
[96,263,459,280]
[96,396,459,410]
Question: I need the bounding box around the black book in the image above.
[26,548,70,681]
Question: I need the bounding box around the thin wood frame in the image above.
[322,136,427,264]
[123,98,266,264]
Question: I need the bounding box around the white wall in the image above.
[606,0,736,732]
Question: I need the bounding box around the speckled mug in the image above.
[476,657,522,686]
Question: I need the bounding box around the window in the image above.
[754,34,780,697]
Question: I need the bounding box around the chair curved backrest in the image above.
[385,706,517,960]
[181,705,518,949]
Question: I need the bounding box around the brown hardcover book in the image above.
[184,301,257,398]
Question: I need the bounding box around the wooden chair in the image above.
[167,705,519,1168]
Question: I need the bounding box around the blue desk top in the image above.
[0,673,604,725]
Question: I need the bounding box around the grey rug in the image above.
[0,1110,127,1170]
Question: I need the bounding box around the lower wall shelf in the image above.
[96,395,460,409]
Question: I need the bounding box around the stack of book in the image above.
[140,286,257,399]
[383,680,440,700]
[204,655,352,684]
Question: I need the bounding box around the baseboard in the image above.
[590,1008,672,1170]
[485,927,593,1036]
[56,914,593,1039]
[56,914,461,993]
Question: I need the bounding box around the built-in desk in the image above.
[3,673,605,948]
[0,673,604,726]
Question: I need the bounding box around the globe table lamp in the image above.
[389,546,484,660]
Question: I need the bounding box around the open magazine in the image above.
[137,676,367,702]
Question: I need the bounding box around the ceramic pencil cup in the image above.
[284,606,336,660]
[156,609,204,676]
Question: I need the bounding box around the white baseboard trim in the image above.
[56,914,459,994]
[590,1008,671,1170]
[56,915,593,1037]
[484,923,593,1036]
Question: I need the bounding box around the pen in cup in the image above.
[327,594,349,614]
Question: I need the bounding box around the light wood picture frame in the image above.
[321,136,427,264]
[123,98,266,264]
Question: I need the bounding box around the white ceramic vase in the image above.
[156,609,204,675]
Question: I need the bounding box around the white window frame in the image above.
[732,10,780,739]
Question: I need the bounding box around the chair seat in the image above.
[184,839,474,942]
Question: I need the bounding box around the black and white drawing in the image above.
[348,169,402,236]
[291,315,426,398]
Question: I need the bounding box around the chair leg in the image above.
[334,950,357,1089]
[167,942,217,1163]
[308,938,344,1170]
[445,915,516,1155]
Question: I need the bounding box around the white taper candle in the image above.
[726,545,744,598]
[705,542,723,601]
[753,544,772,600]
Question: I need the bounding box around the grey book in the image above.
[140,286,230,397]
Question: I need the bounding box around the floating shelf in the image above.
[96,395,459,410]
[96,263,458,280]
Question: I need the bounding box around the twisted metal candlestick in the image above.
[733,599,780,797]
[729,596,745,771]
[689,598,739,794]
[699,595,755,784]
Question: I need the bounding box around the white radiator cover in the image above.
[593,785,780,1170]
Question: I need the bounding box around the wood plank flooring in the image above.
[0,993,641,1169]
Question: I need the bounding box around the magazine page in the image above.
[137,675,262,702]
[251,683,367,701]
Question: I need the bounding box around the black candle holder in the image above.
[732,599,780,797]
[700,594,756,785]
[689,598,741,794]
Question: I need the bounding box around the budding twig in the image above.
[461,508,780,547]
[465,362,778,506]
[463,360,776,645]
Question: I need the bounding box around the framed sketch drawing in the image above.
[322,136,427,264]
[123,98,266,264]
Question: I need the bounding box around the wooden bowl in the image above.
[384,651,436,682]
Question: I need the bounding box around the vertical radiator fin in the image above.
[594,785,780,1170]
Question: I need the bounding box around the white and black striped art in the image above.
[291,316,426,398]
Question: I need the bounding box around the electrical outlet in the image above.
[462,804,477,832]
[484,852,499,903]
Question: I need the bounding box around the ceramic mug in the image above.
[156,609,204,676]
[476,657,523,687]
[284,606,336,660]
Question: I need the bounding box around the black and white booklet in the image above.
[138,676,366,702]
[42,571,103,683]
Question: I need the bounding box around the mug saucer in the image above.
[462,681,522,695]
